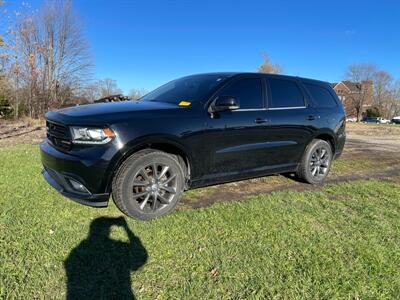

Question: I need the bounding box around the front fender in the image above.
[101,134,195,193]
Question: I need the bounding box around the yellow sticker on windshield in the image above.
[179,101,191,107]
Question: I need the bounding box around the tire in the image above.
[296,139,333,185]
[112,149,185,221]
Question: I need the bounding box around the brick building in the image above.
[332,80,373,118]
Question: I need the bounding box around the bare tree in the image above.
[40,0,92,109]
[257,52,282,74]
[97,78,123,98]
[81,78,123,101]
[129,88,147,100]
[393,81,400,117]
[373,71,392,104]
[385,80,400,119]
[15,15,41,118]
[0,0,10,112]
[344,63,377,121]
[0,0,3,49]
[373,71,394,118]
[345,63,377,82]
[3,0,92,118]
[0,1,25,119]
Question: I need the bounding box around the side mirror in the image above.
[212,96,240,112]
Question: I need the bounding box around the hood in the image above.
[45,100,180,125]
[59,100,176,117]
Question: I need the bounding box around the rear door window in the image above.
[218,78,264,109]
[304,83,338,108]
[268,79,305,108]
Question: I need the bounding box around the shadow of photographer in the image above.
[64,216,148,299]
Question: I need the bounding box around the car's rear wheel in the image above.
[296,139,333,184]
[112,150,185,220]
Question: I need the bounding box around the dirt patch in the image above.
[0,119,46,148]
[181,167,400,208]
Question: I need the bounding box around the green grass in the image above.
[1,145,400,299]
[331,157,382,174]
[331,153,400,176]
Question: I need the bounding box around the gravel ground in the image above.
[345,123,400,154]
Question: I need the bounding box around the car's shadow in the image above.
[64,216,148,300]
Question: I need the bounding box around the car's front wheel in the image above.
[296,139,333,184]
[112,149,185,220]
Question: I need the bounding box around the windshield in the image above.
[140,74,229,104]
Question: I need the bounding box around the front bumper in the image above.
[42,168,109,207]
[40,140,111,207]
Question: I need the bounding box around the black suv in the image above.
[41,73,346,220]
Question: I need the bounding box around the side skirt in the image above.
[189,163,298,189]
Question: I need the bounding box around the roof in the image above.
[334,80,362,92]
[191,72,330,86]
[342,80,362,92]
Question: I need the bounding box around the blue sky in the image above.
[9,0,400,93]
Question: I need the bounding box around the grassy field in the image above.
[1,145,400,299]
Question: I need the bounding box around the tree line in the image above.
[0,0,145,119]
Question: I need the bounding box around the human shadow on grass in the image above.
[64,216,148,300]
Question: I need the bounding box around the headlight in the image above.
[70,127,115,144]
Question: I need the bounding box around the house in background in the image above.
[332,80,373,119]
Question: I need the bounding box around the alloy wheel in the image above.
[309,146,331,178]
[131,163,177,212]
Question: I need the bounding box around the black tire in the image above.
[296,139,333,185]
[112,149,185,221]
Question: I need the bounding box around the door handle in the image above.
[254,118,268,124]
[307,115,320,121]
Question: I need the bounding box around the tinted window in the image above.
[218,78,263,109]
[140,74,229,103]
[304,83,337,108]
[268,79,304,108]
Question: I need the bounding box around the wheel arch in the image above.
[313,132,336,154]
[104,136,193,193]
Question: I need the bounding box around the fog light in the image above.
[68,178,90,193]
